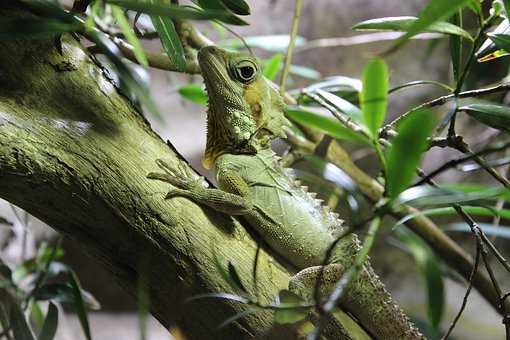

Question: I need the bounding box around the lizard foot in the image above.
[147,159,205,193]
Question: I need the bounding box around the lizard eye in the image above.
[233,60,257,83]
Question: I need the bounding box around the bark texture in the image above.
[0,19,368,340]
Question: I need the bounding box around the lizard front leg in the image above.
[147,159,253,215]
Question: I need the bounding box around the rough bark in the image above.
[0,22,369,340]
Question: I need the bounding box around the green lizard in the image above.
[148,46,424,339]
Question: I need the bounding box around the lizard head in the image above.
[198,46,286,169]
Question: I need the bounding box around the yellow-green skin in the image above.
[149,46,424,339]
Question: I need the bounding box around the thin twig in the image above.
[280,0,304,94]
[441,244,480,340]
[382,83,510,135]
[414,141,510,186]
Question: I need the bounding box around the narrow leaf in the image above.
[221,0,250,15]
[386,108,435,200]
[460,103,510,132]
[0,19,80,39]
[69,272,92,340]
[445,223,510,239]
[396,229,444,332]
[111,5,148,67]
[360,58,389,137]
[449,11,462,82]
[263,53,283,81]
[388,0,473,53]
[10,302,36,340]
[487,33,510,52]
[107,0,248,25]
[396,186,510,206]
[38,302,58,340]
[147,0,187,72]
[353,16,472,41]
[285,107,369,145]
[505,0,510,18]
[178,84,208,105]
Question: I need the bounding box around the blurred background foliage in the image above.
[2,0,510,339]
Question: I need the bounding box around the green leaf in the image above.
[274,290,310,324]
[476,20,510,59]
[0,18,81,39]
[111,5,148,67]
[353,16,472,41]
[306,76,362,93]
[487,33,510,52]
[460,103,510,132]
[38,302,58,340]
[386,108,435,200]
[107,0,248,25]
[396,185,510,206]
[504,0,510,18]
[221,0,250,15]
[69,272,92,340]
[289,65,321,80]
[389,80,453,94]
[220,35,306,52]
[147,0,187,71]
[396,229,444,332]
[315,89,363,123]
[178,84,208,105]
[449,11,463,82]
[30,301,45,334]
[263,53,283,81]
[10,302,36,340]
[360,58,389,137]
[394,206,510,228]
[388,0,474,53]
[285,107,370,145]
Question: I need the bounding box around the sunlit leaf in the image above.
[285,107,370,145]
[220,35,306,51]
[476,19,510,59]
[147,0,187,71]
[306,76,362,93]
[460,103,510,132]
[353,16,472,41]
[394,206,510,228]
[387,0,474,53]
[289,65,321,80]
[386,108,435,200]
[396,229,444,332]
[38,302,58,340]
[111,5,148,67]
[107,0,248,25]
[396,185,510,206]
[263,53,283,81]
[178,84,208,106]
[187,292,250,304]
[30,301,44,334]
[360,58,388,137]
[388,80,452,94]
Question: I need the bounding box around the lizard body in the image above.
[149,46,424,339]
